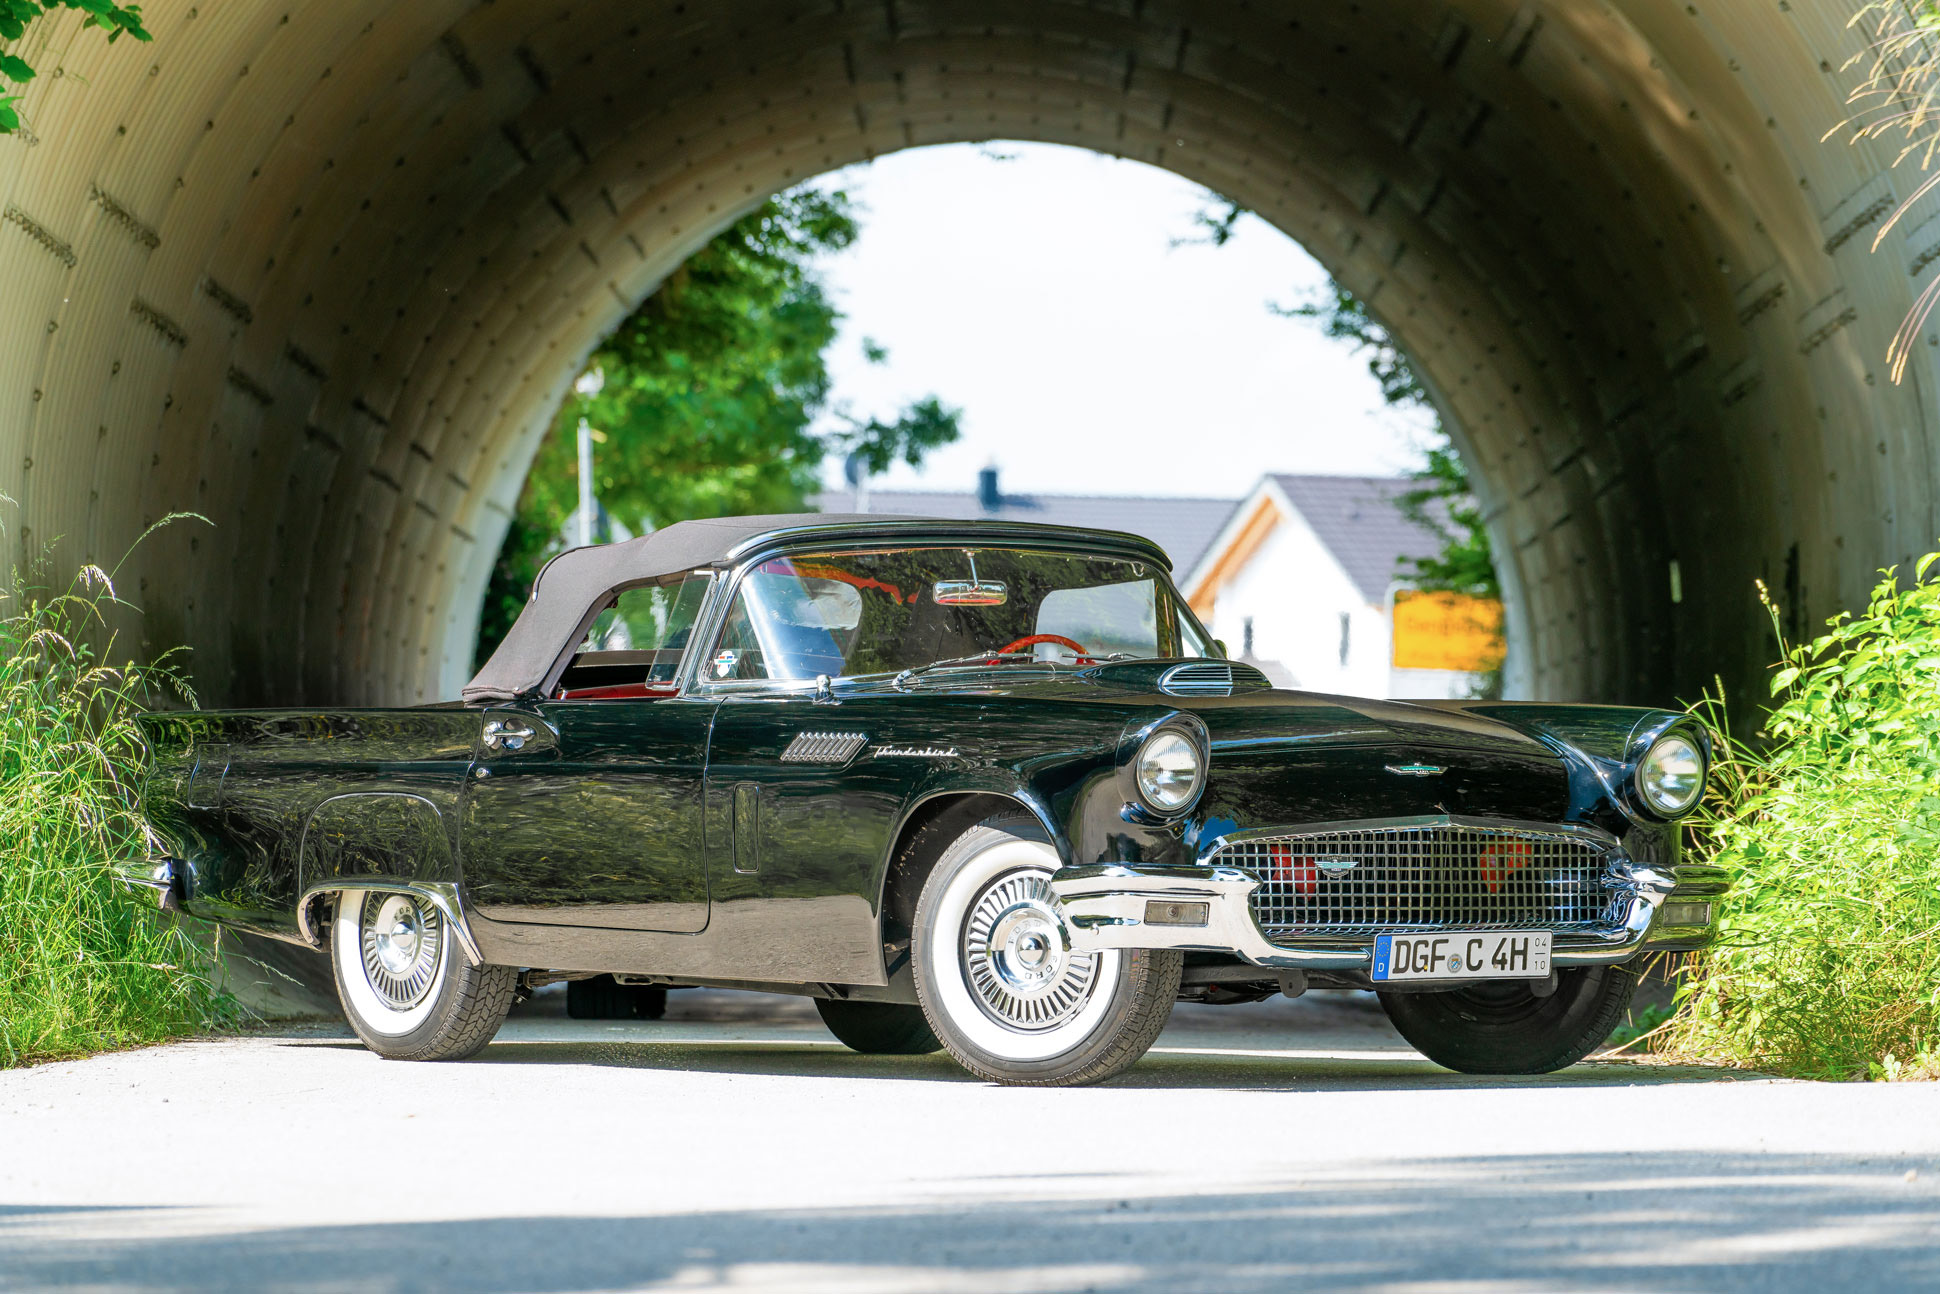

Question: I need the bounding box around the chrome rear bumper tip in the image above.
[113,857,182,911]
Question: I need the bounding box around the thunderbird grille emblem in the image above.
[1385,763,1446,777]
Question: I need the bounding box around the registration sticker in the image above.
[1371,931,1553,982]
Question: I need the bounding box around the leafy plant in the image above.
[1667,564,1940,1079]
[1600,1000,1675,1054]
[0,511,227,1067]
[0,1,151,135]
[477,185,960,662]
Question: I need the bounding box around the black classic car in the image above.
[126,514,1722,1085]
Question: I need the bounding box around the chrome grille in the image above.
[1159,661,1271,696]
[1217,822,1621,940]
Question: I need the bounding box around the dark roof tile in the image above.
[811,489,1241,574]
[1268,474,1447,603]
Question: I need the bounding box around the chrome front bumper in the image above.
[1049,856,1714,971]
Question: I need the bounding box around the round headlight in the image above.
[1637,733,1705,817]
[1135,729,1204,813]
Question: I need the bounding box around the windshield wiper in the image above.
[885,649,1147,689]
[886,651,1043,688]
[900,650,1034,675]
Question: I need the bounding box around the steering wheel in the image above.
[993,633,1092,662]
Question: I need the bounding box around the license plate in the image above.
[1371,931,1552,982]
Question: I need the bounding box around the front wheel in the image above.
[1377,964,1637,1074]
[911,813,1182,1086]
[330,891,516,1061]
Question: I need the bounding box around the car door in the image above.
[458,572,720,933]
[458,697,719,932]
[689,557,917,982]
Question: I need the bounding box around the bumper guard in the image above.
[1050,856,1716,971]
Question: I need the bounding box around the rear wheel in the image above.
[815,999,942,1054]
[330,891,515,1061]
[911,813,1182,1086]
[566,975,668,1020]
[1377,964,1637,1074]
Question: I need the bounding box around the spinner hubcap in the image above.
[962,869,1099,1031]
[360,893,443,1011]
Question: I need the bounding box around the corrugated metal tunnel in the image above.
[1,1,1933,707]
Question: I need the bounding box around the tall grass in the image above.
[1831,3,1940,381]
[1668,562,1940,1080]
[0,521,227,1067]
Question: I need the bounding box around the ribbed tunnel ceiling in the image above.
[0,0,1932,707]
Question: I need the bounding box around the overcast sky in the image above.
[811,142,1436,502]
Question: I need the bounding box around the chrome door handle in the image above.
[483,719,535,751]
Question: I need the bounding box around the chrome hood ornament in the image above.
[1385,763,1446,777]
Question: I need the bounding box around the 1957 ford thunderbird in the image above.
[126,513,1722,1086]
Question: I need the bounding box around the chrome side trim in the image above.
[296,880,483,967]
[780,731,870,764]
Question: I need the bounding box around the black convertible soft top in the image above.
[461,512,1170,702]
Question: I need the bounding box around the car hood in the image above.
[842,661,1579,827]
[1173,691,1573,829]
[1064,664,1576,828]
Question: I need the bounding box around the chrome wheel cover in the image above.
[359,893,444,1011]
[960,868,1099,1031]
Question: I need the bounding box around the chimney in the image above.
[978,463,1001,513]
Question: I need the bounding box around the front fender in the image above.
[1446,703,1711,830]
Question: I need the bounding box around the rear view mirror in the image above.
[933,580,1008,607]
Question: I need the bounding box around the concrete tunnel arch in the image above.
[0,0,1933,709]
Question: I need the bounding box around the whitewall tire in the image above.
[329,891,517,1061]
[912,813,1182,1086]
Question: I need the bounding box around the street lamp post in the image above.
[574,369,605,548]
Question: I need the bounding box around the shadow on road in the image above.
[259,985,1727,1093]
[279,1032,1743,1094]
[2,1153,1933,1292]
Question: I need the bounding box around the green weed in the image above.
[0,518,227,1067]
[1668,561,1940,1079]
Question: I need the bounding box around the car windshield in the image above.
[706,546,1213,682]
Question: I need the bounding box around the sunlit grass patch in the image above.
[0,516,228,1067]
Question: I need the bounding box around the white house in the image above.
[1181,474,1499,700]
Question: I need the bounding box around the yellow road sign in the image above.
[1393,591,1506,672]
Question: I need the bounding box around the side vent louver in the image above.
[1159,661,1271,697]
[780,731,869,764]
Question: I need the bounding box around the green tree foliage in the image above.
[1181,191,1499,600]
[0,1,150,134]
[1670,566,1940,1080]
[476,187,961,662]
[1281,284,1499,599]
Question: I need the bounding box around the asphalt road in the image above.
[2,988,1936,1293]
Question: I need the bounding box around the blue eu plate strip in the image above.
[1371,934,1392,981]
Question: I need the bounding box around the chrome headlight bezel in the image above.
[1119,713,1210,821]
[1633,730,1706,819]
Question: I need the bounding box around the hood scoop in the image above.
[1158,661,1272,697]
